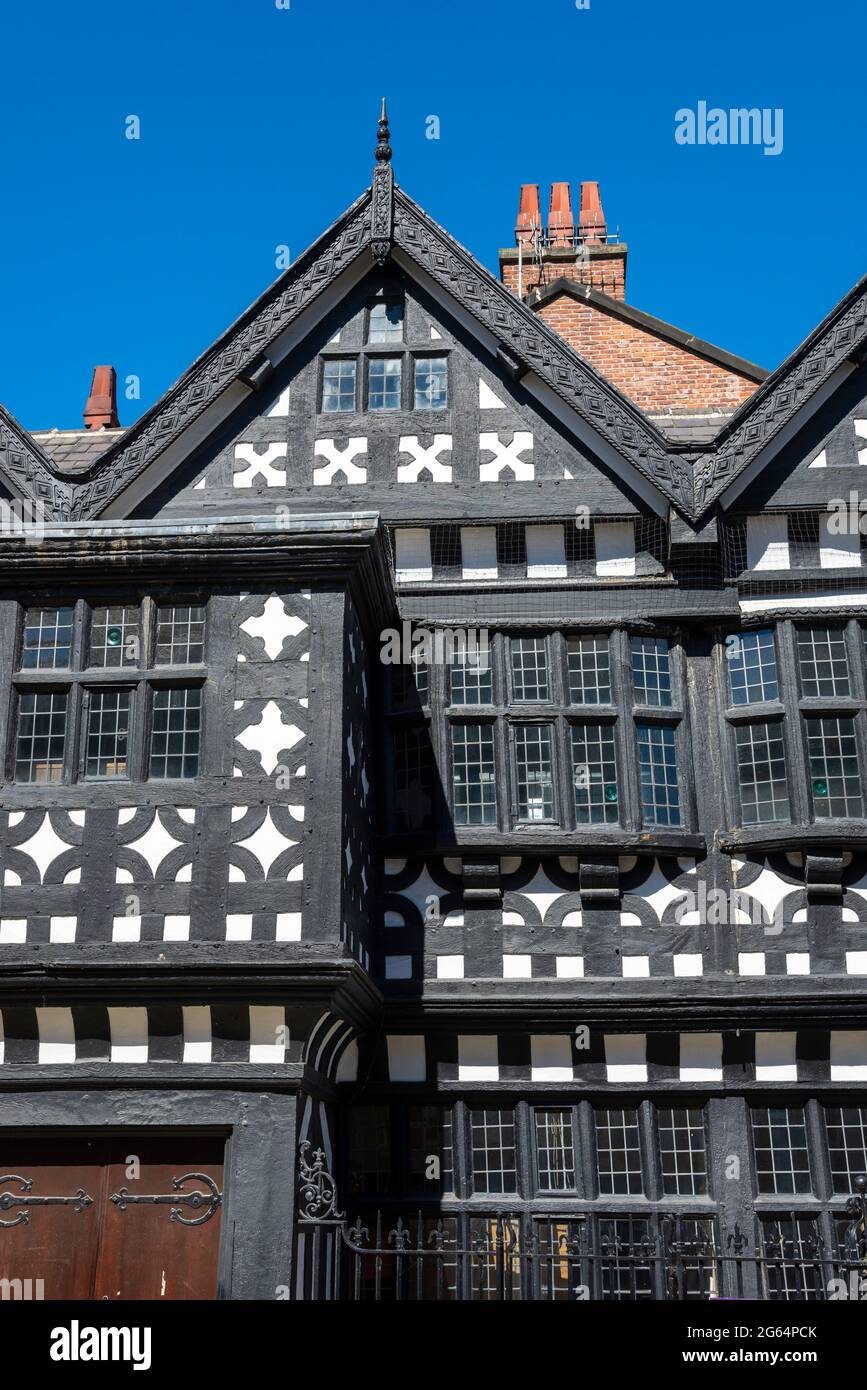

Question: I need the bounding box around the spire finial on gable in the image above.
[371,97,394,265]
[375,97,392,165]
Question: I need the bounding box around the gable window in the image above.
[368,357,402,411]
[723,620,867,830]
[321,358,357,413]
[10,598,207,784]
[368,300,404,343]
[414,357,448,410]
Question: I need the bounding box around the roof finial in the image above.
[375,97,392,165]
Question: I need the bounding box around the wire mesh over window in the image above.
[735,721,790,824]
[470,1109,518,1195]
[90,606,140,668]
[806,716,863,818]
[149,687,201,779]
[510,637,549,702]
[751,1107,812,1196]
[15,692,67,783]
[534,1110,576,1192]
[636,724,681,827]
[594,1108,643,1197]
[21,607,74,670]
[657,1108,708,1196]
[726,629,779,705]
[571,722,618,824]
[631,636,672,707]
[451,723,496,825]
[514,723,555,821]
[567,635,611,704]
[85,690,130,778]
[155,605,205,666]
[797,626,851,698]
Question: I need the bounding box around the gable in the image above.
[129,264,672,526]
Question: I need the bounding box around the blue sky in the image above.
[1,0,864,430]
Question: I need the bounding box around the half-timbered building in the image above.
[1,106,867,1301]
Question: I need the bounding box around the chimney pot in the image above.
[83,365,119,430]
[578,181,607,245]
[515,183,542,244]
[548,182,575,246]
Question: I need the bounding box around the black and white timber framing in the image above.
[2,109,867,1299]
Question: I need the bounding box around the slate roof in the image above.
[32,429,125,475]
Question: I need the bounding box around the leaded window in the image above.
[21,606,74,669]
[797,625,850,698]
[470,1108,518,1195]
[321,358,357,412]
[449,648,492,706]
[348,1106,392,1197]
[567,635,611,704]
[14,691,68,783]
[368,357,402,410]
[806,716,863,818]
[85,689,130,778]
[594,1108,643,1196]
[511,636,549,702]
[760,1218,824,1301]
[631,636,672,707]
[751,1106,812,1195]
[368,300,404,343]
[451,722,496,826]
[408,1105,454,1195]
[414,357,448,410]
[657,1108,707,1196]
[571,721,618,824]
[637,722,681,826]
[391,725,433,830]
[824,1105,867,1194]
[727,629,778,705]
[150,687,201,779]
[514,723,555,821]
[735,720,790,824]
[90,606,140,668]
[155,604,205,666]
[534,1110,576,1191]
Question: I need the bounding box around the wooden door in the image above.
[0,1134,225,1301]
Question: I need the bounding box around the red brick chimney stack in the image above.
[83,365,120,430]
[500,180,627,302]
[547,182,575,247]
[514,184,542,244]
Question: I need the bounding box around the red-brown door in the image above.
[0,1135,225,1301]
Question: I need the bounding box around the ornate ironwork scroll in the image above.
[298,1140,344,1221]
[0,1175,93,1229]
[109,1172,222,1228]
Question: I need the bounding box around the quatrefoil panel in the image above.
[3,810,85,887]
[114,807,197,884]
[228,806,304,881]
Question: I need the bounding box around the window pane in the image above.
[149,687,201,778]
[449,647,492,705]
[535,1110,576,1191]
[348,1106,391,1197]
[631,636,672,707]
[15,692,67,782]
[806,716,863,818]
[390,652,428,709]
[751,1106,812,1195]
[571,722,618,824]
[597,1216,654,1300]
[736,721,790,824]
[21,607,74,670]
[797,625,850,697]
[91,606,140,668]
[658,1107,707,1196]
[322,358,357,412]
[825,1105,867,1195]
[470,1108,517,1194]
[567,635,611,704]
[391,725,433,830]
[514,723,555,821]
[369,357,402,410]
[727,629,778,705]
[594,1108,643,1196]
[85,690,130,778]
[451,723,496,825]
[636,723,681,826]
[414,358,448,409]
[155,605,205,665]
[511,637,549,702]
[408,1105,454,1195]
[368,301,404,343]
